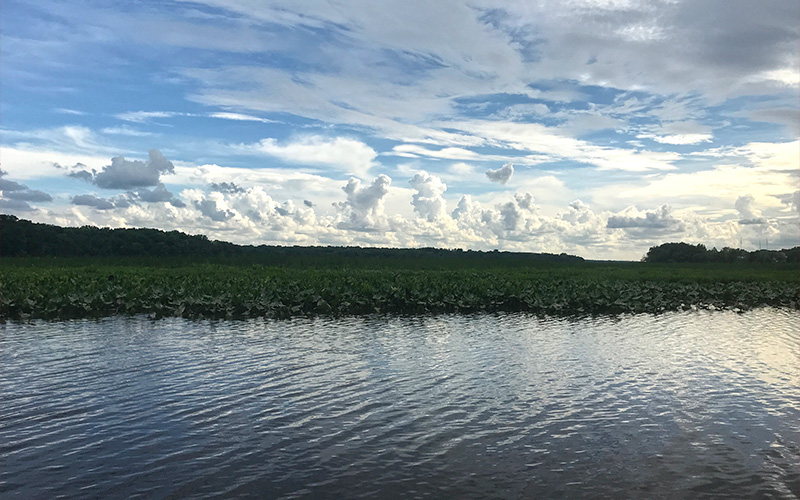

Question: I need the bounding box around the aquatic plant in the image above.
[1,259,796,320]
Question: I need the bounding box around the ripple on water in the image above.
[1,309,798,499]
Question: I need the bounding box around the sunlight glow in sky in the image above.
[2,0,798,259]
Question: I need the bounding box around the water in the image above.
[2,309,798,499]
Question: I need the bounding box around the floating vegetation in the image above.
[2,260,797,320]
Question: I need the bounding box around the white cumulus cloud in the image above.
[485,163,514,184]
[334,174,392,230]
[735,195,767,225]
[409,171,448,222]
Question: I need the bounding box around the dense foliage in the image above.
[643,242,800,264]
[2,259,796,320]
[0,215,581,266]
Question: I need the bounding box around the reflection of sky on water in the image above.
[2,309,798,499]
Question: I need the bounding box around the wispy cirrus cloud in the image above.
[208,112,277,123]
[115,111,187,123]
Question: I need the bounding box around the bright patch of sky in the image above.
[2,0,798,259]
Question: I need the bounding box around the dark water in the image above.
[2,309,798,499]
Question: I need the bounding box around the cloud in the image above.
[449,120,679,171]
[3,126,105,155]
[498,200,523,230]
[409,171,447,221]
[70,149,175,189]
[732,140,799,173]
[115,111,184,123]
[194,194,235,222]
[496,103,551,120]
[2,188,53,202]
[208,112,276,123]
[335,174,392,230]
[445,190,574,247]
[243,136,377,178]
[607,205,686,237]
[650,134,713,145]
[637,120,715,145]
[774,191,800,212]
[172,0,799,150]
[68,170,95,182]
[447,163,476,176]
[35,167,796,260]
[101,126,155,137]
[503,0,799,99]
[735,195,767,225]
[54,108,88,116]
[1,199,38,212]
[391,144,482,161]
[485,163,514,184]
[514,192,534,210]
[3,1,799,259]
[749,108,800,136]
[1,179,53,203]
[555,200,611,246]
[0,173,53,212]
[179,185,320,241]
[209,182,246,193]
[136,183,185,207]
[72,194,117,210]
[1,177,24,191]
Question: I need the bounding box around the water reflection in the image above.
[2,309,798,499]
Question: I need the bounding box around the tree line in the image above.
[0,215,583,266]
[4,216,796,265]
[642,242,799,264]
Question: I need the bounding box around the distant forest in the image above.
[643,242,799,264]
[0,215,582,265]
[2,215,797,264]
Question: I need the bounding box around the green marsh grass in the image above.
[1,257,797,320]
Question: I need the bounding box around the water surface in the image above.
[2,309,798,499]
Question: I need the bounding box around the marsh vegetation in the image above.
[2,257,796,320]
[2,217,796,321]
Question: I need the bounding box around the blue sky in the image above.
[2,0,798,259]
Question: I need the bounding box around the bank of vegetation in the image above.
[642,241,799,264]
[1,217,797,320]
[0,215,581,268]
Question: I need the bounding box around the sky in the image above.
[1,0,798,260]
